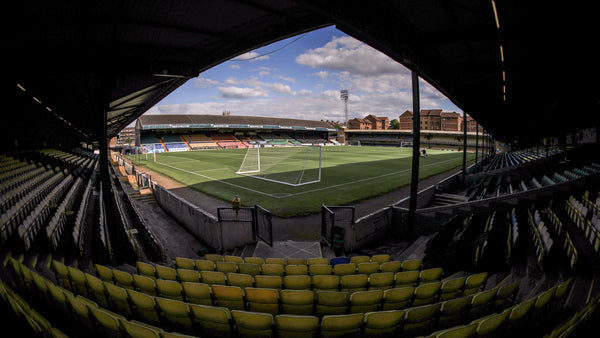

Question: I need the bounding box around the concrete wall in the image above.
[151,182,255,252]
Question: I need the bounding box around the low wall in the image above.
[151,182,254,252]
[342,207,392,252]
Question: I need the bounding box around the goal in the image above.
[236,145,322,186]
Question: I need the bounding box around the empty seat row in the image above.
[196,254,395,265]
[11,258,572,338]
[52,261,494,317]
[122,262,456,291]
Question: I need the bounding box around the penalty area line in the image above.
[155,161,282,199]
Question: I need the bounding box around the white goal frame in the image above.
[236,145,322,186]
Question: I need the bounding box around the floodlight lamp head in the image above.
[340,89,349,101]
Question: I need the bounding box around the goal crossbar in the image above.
[236,145,322,186]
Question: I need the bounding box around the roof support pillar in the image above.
[462,113,467,180]
[407,70,420,227]
[475,122,479,165]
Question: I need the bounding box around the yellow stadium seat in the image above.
[280,289,315,315]
[363,309,405,336]
[227,272,254,290]
[350,256,371,265]
[85,272,111,308]
[67,265,88,296]
[211,285,245,310]
[315,290,350,316]
[433,322,477,338]
[382,286,414,310]
[231,310,274,337]
[119,318,164,338]
[463,272,488,296]
[285,264,308,275]
[287,258,307,265]
[53,260,72,289]
[156,279,184,301]
[127,289,161,325]
[468,288,497,320]
[245,287,280,315]
[136,261,157,279]
[401,259,422,271]
[104,282,133,317]
[493,280,520,311]
[244,257,265,265]
[333,263,356,276]
[216,262,238,274]
[371,255,391,264]
[89,305,125,336]
[413,282,441,306]
[403,303,441,337]
[238,263,261,276]
[349,289,383,313]
[155,297,193,332]
[112,269,134,290]
[312,275,340,291]
[65,292,96,331]
[506,296,537,332]
[439,276,466,301]
[368,272,395,290]
[357,262,380,275]
[182,282,213,306]
[283,275,312,290]
[155,265,178,280]
[265,258,286,265]
[254,275,283,290]
[308,258,329,265]
[438,295,472,328]
[204,254,224,262]
[262,263,285,276]
[380,261,402,273]
[45,280,72,316]
[340,274,368,292]
[275,314,319,338]
[133,274,158,296]
[394,270,419,287]
[419,267,443,284]
[175,257,195,270]
[320,313,364,337]
[472,308,510,337]
[176,269,201,283]
[224,255,243,263]
[200,271,227,286]
[194,260,216,272]
[309,264,332,276]
[189,304,233,337]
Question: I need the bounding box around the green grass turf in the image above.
[129,146,474,217]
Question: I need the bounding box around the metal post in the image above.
[475,122,479,165]
[462,113,467,179]
[408,70,421,226]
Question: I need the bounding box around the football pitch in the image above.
[130,146,474,217]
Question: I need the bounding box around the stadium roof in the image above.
[8,1,600,148]
[137,114,335,131]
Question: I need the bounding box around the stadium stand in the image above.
[211,134,246,149]
[5,2,600,337]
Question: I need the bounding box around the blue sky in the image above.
[145,25,462,123]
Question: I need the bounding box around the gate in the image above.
[254,204,273,247]
[321,205,355,247]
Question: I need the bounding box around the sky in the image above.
[144,25,462,123]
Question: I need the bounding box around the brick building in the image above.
[364,114,389,130]
[347,118,372,130]
[399,110,470,132]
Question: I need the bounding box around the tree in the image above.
[390,119,400,130]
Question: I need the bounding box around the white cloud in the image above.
[277,75,296,83]
[229,64,240,69]
[312,71,329,81]
[193,76,219,88]
[218,86,268,99]
[296,36,408,77]
[233,51,270,62]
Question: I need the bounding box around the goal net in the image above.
[236,145,322,186]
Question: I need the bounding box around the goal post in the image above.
[236,145,322,186]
